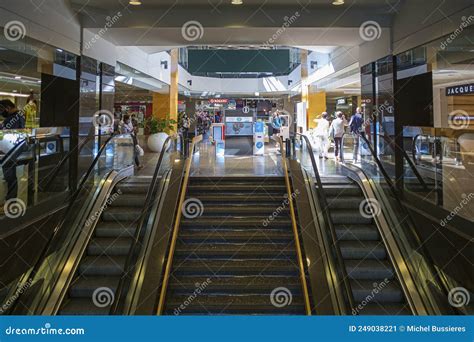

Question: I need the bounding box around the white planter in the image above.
[147,132,169,152]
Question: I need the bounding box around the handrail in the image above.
[0,138,27,165]
[376,133,428,191]
[296,133,355,314]
[8,133,125,312]
[156,134,203,315]
[275,136,312,315]
[111,135,177,314]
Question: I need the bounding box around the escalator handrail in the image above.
[340,135,453,313]
[111,134,178,314]
[0,138,28,165]
[156,134,202,315]
[376,133,428,190]
[296,133,356,313]
[8,133,131,312]
[276,136,312,315]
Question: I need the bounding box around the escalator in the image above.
[161,176,307,314]
[59,176,151,315]
[321,175,410,315]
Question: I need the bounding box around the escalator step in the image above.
[181,217,291,228]
[188,184,286,193]
[172,259,300,276]
[339,241,386,259]
[189,206,289,216]
[196,194,285,204]
[101,207,142,222]
[109,194,146,207]
[330,210,373,225]
[189,177,285,185]
[345,260,395,280]
[79,256,126,276]
[68,276,120,298]
[356,303,411,315]
[335,225,379,241]
[174,243,296,259]
[323,185,362,196]
[350,280,404,303]
[115,183,149,194]
[59,298,111,315]
[327,196,363,209]
[95,222,137,238]
[87,238,132,256]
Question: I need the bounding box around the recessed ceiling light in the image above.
[129,0,142,5]
[332,0,344,5]
[231,0,243,5]
[14,76,21,79]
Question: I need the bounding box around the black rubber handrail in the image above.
[0,138,27,165]
[296,133,356,313]
[376,133,428,191]
[111,134,179,314]
[8,133,122,313]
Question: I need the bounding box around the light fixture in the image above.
[310,61,318,69]
[231,0,243,5]
[332,0,344,5]
[0,91,29,97]
[187,80,192,86]
[160,60,168,69]
[14,76,21,79]
[254,92,260,96]
[129,0,142,5]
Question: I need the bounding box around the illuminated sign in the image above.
[446,83,474,96]
[209,98,229,104]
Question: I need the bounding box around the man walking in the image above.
[348,107,364,163]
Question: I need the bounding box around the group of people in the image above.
[312,107,364,162]
[114,113,143,170]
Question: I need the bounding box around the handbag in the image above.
[135,144,144,156]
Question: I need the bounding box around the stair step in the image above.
[87,238,132,256]
[69,276,120,298]
[193,206,289,216]
[101,207,142,222]
[181,218,291,228]
[78,256,126,276]
[330,210,373,225]
[339,241,386,260]
[179,229,293,242]
[196,194,285,204]
[351,280,404,303]
[188,184,286,193]
[335,225,379,241]
[345,260,395,280]
[171,259,299,276]
[174,243,296,259]
[169,276,302,294]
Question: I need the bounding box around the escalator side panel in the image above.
[288,159,338,314]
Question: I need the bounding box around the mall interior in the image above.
[0,0,472,316]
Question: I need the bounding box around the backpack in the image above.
[350,114,363,133]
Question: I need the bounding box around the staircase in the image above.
[163,176,306,315]
[59,176,151,315]
[321,176,411,315]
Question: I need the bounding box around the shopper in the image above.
[271,111,282,135]
[120,114,143,170]
[0,100,26,200]
[348,107,364,162]
[314,112,330,159]
[329,111,347,161]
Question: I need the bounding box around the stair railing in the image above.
[275,136,312,315]
[156,134,203,315]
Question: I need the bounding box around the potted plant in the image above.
[145,115,177,152]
